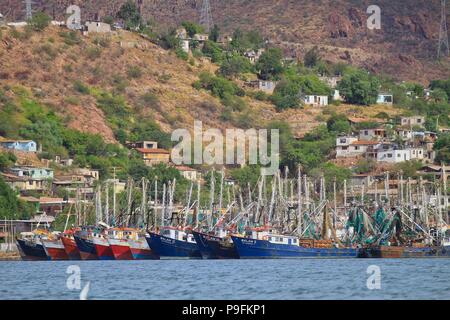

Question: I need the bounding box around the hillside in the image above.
[0,25,401,143]
[1,0,449,84]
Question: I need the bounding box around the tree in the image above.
[202,40,224,63]
[0,153,16,171]
[209,24,220,42]
[337,69,380,105]
[28,12,51,31]
[181,21,204,38]
[326,114,351,134]
[304,46,321,68]
[117,1,142,30]
[256,48,284,80]
[219,54,253,78]
[0,176,34,219]
[271,79,302,110]
[434,133,450,164]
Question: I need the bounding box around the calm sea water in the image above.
[0,259,449,300]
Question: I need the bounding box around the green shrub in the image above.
[176,48,189,61]
[127,66,143,79]
[27,12,51,32]
[73,81,90,94]
[85,46,102,59]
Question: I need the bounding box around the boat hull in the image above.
[146,232,202,259]
[108,239,133,260]
[358,245,450,258]
[231,236,358,259]
[61,236,81,260]
[93,238,115,260]
[74,235,98,260]
[192,231,239,259]
[16,239,49,261]
[42,239,69,260]
[129,239,159,260]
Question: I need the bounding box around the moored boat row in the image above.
[18,224,449,261]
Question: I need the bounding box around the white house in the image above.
[193,34,209,42]
[181,40,190,53]
[304,95,328,107]
[85,22,111,33]
[175,166,201,182]
[333,89,343,101]
[335,137,379,158]
[408,148,425,161]
[246,80,277,94]
[377,150,410,163]
[319,76,342,88]
[376,93,393,105]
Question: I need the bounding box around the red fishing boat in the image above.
[92,231,115,260]
[108,228,135,260]
[42,232,69,260]
[60,228,81,260]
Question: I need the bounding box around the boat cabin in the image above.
[108,228,139,241]
[266,234,299,246]
[161,228,196,243]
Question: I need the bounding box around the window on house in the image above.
[340,139,346,144]
[364,131,368,135]
[388,154,393,158]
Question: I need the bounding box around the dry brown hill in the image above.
[1,0,449,84]
[0,25,403,144]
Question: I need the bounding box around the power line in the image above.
[199,0,214,33]
[438,0,449,58]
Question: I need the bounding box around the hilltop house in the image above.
[377,149,411,163]
[0,172,45,193]
[126,141,159,150]
[175,166,201,181]
[1,167,53,193]
[85,21,111,33]
[400,116,425,128]
[376,93,393,105]
[244,49,265,64]
[336,136,360,158]
[358,128,387,141]
[246,80,277,94]
[0,140,37,152]
[304,95,328,107]
[10,167,54,180]
[318,76,342,88]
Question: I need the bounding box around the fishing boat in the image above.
[42,232,69,260]
[192,229,239,259]
[128,233,159,260]
[358,244,450,258]
[146,227,202,259]
[231,227,358,259]
[74,226,98,260]
[92,232,115,260]
[107,228,135,260]
[60,228,81,260]
[16,230,50,261]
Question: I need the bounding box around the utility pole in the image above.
[199,0,214,33]
[438,0,449,58]
[24,0,33,20]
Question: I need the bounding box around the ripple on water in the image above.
[1,259,450,299]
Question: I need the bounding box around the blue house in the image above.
[10,167,54,180]
[0,140,37,152]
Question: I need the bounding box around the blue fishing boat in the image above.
[16,232,50,261]
[231,228,358,259]
[145,227,201,259]
[74,227,98,260]
[192,230,239,259]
